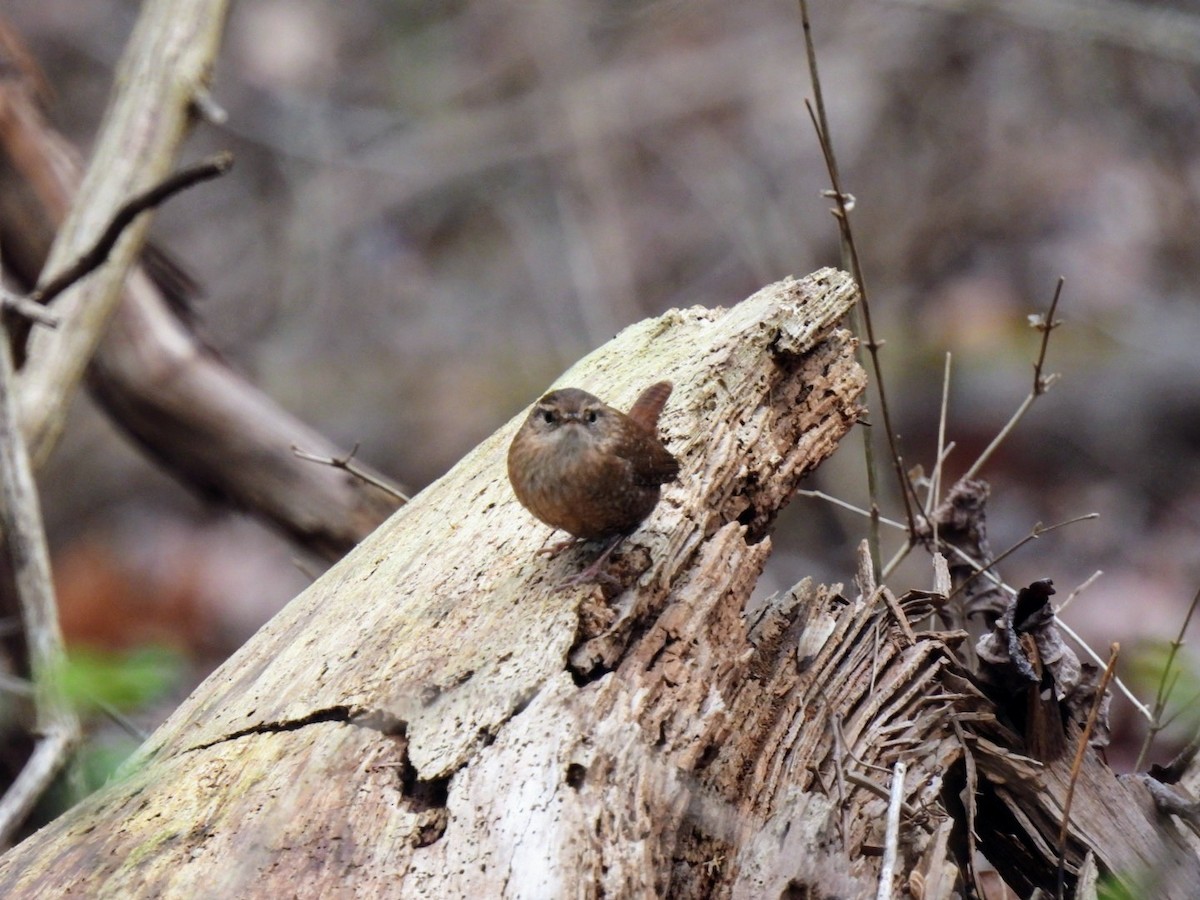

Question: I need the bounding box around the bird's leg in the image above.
[559,534,626,589]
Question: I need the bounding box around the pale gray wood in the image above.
[0,271,871,896]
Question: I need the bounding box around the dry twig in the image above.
[962,278,1064,482]
[1056,642,1119,899]
[876,759,907,900]
[945,513,1098,603]
[0,273,78,844]
[292,444,410,503]
[1134,585,1200,771]
[26,153,232,312]
[798,0,924,580]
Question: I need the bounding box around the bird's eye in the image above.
[541,410,555,424]
[585,410,598,424]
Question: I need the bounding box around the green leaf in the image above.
[57,644,184,714]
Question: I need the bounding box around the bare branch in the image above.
[946,513,1097,602]
[963,278,1065,482]
[29,152,232,310]
[0,290,58,329]
[1057,642,1119,899]
[798,0,925,580]
[0,293,78,843]
[1134,583,1200,771]
[292,444,410,503]
[17,0,234,467]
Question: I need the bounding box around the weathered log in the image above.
[4,265,1191,896]
[0,271,877,896]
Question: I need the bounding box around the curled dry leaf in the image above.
[976,579,1110,761]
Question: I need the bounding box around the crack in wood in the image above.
[182,705,357,753]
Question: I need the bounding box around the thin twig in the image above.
[30,152,234,309]
[1032,278,1065,395]
[1055,617,1148,721]
[834,715,894,775]
[292,444,410,502]
[1054,569,1104,616]
[930,353,952,540]
[843,770,921,819]
[892,353,959,619]
[829,713,852,848]
[798,0,924,580]
[804,95,922,536]
[876,759,907,900]
[962,278,1064,482]
[1157,685,1200,733]
[92,696,150,742]
[0,290,59,329]
[1134,584,1200,771]
[1057,642,1119,900]
[945,513,1098,602]
[797,490,906,530]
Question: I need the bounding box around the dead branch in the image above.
[0,307,77,845]
[26,153,233,313]
[11,0,233,468]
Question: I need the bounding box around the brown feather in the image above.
[626,381,673,432]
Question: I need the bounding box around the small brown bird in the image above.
[508,381,679,583]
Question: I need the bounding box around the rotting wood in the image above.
[0,271,877,896]
[0,264,1195,895]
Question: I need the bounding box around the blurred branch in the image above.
[27,153,233,313]
[14,0,232,468]
[0,292,57,329]
[0,19,403,559]
[293,445,411,504]
[890,0,1200,68]
[0,273,78,845]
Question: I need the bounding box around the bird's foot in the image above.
[558,535,625,591]
[538,537,582,558]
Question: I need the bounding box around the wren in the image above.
[508,381,679,584]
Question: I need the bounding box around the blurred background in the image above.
[6,0,1200,783]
